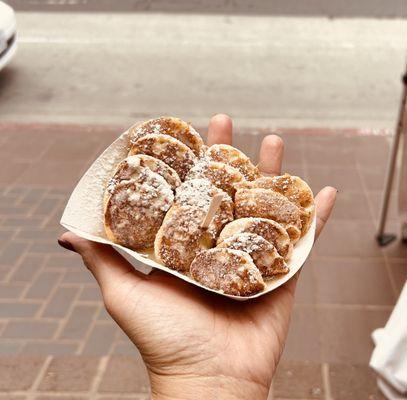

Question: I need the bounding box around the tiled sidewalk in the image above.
[0,123,405,399]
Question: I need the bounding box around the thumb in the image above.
[58,232,143,294]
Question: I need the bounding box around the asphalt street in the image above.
[1,10,407,129]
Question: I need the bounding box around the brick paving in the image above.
[0,123,405,399]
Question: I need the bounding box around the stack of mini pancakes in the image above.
[103,117,315,297]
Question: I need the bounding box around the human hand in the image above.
[58,114,336,400]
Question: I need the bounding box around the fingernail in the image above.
[58,239,75,252]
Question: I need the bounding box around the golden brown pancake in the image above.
[104,166,174,250]
[186,160,245,197]
[154,179,234,271]
[190,248,265,296]
[129,116,204,157]
[206,144,261,181]
[218,217,292,260]
[236,173,315,236]
[129,134,197,181]
[234,187,303,243]
[217,232,288,277]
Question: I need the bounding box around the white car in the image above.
[0,1,17,71]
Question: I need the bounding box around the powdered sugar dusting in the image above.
[130,134,197,181]
[235,187,302,243]
[155,178,234,271]
[105,166,174,249]
[206,144,261,181]
[190,248,265,296]
[61,120,316,300]
[186,160,245,197]
[217,232,288,278]
[221,232,265,253]
[107,178,118,194]
[218,217,292,260]
[175,178,214,209]
[175,178,234,236]
[129,117,204,156]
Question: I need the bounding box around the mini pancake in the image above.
[174,178,234,235]
[218,217,292,260]
[108,154,181,191]
[154,204,211,272]
[129,116,204,157]
[190,248,265,296]
[234,187,303,243]
[104,167,174,250]
[129,133,197,181]
[217,232,288,277]
[186,160,245,197]
[154,179,234,271]
[236,173,315,235]
[206,144,261,181]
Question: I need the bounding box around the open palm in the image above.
[59,115,336,400]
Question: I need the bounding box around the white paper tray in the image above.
[61,130,315,300]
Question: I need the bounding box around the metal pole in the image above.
[376,71,407,246]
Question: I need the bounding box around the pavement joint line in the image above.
[293,303,394,311]
[2,241,32,269]
[76,303,105,355]
[90,355,109,394]
[76,300,105,306]
[114,329,128,342]
[27,354,53,399]
[18,259,45,301]
[0,321,6,336]
[52,281,84,341]
[106,325,117,357]
[32,252,50,287]
[0,119,397,132]
[35,270,65,318]
[0,337,81,344]
[311,255,388,262]
[383,251,401,300]
[356,158,381,230]
[91,320,114,326]
[59,282,98,289]
[19,238,61,244]
[0,299,42,305]
[0,338,25,345]
[2,266,16,285]
[28,250,63,256]
[293,300,396,308]
[268,381,274,398]
[41,199,65,230]
[0,390,150,398]
[386,255,407,262]
[322,363,332,400]
[27,190,52,220]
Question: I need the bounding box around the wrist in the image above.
[149,371,270,400]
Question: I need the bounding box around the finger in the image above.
[314,186,337,240]
[258,135,284,176]
[58,232,142,290]
[207,114,233,146]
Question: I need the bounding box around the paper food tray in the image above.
[61,130,316,300]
